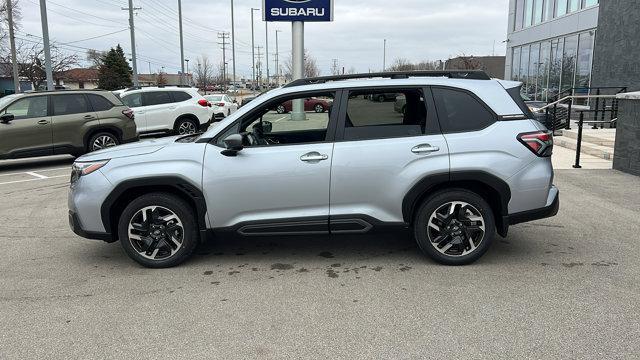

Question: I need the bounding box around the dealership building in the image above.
[505,0,640,101]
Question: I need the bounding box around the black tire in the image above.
[118,193,199,268]
[413,189,495,265]
[276,105,287,114]
[377,95,385,102]
[87,131,119,152]
[174,117,198,135]
[314,104,325,113]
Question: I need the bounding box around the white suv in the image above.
[120,87,213,135]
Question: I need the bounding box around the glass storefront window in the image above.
[534,0,544,24]
[537,42,551,101]
[527,44,540,99]
[525,0,534,27]
[574,31,595,104]
[515,0,525,30]
[512,47,522,81]
[549,38,563,99]
[544,0,555,21]
[561,35,578,93]
[569,0,580,12]
[556,0,568,16]
[520,45,531,96]
[584,0,598,7]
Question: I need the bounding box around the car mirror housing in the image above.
[0,113,15,124]
[221,134,244,156]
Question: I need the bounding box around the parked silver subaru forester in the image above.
[68,71,559,268]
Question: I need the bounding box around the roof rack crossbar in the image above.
[283,70,491,88]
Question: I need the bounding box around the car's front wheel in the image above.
[118,193,199,268]
[174,118,198,135]
[314,104,325,113]
[413,189,495,265]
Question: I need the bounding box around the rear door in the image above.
[143,91,175,132]
[0,95,52,158]
[50,94,97,154]
[329,87,449,230]
[121,92,146,131]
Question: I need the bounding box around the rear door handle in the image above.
[300,151,329,162]
[84,115,95,120]
[411,144,440,154]
[37,119,49,125]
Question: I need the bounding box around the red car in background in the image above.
[275,97,332,114]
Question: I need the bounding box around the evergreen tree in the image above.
[97,44,133,90]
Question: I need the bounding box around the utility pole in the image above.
[218,32,230,91]
[383,38,387,72]
[250,8,259,90]
[275,29,282,87]
[122,0,141,86]
[255,46,263,90]
[331,59,339,75]
[39,0,54,90]
[230,0,236,89]
[7,0,20,93]
[265,22,269,89]
[178,0,185,85]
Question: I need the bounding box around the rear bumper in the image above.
[69,211,114,242]
[508,186,559,225]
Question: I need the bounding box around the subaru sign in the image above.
[263,0,333,22]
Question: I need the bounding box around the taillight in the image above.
[214,102,225,107]
[198,99,210,107]
[518,131,553,157]
[122,109,134,120]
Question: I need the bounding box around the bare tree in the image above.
[194,55,214,90]
[284,49,320,81]
[156,71,167,86]
[86,49,106,68]
[0,0,21,58]
[389,58,440,72]
[452,54,481,70]
[17,42,78,89]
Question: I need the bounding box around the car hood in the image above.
[77,136,179,161]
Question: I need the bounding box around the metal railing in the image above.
[571,109,618,169]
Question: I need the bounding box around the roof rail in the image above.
[283,70,491,88]
[124,84,194,92]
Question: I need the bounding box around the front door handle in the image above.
[37,119,49,125]
[84,115,95,120]
[300,151,329,162]
[411,144,440,154]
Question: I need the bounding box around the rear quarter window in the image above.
[171,91,193,102]
[87,94,115,112]
[432,87,496,133]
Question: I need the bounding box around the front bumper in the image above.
[69,211,114,242]
[508,187,560,225]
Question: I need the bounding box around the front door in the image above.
[329,87,450,230]
[142,91,175,132]
[0,95,52,158]
[202,90,339,235]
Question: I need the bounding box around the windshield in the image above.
[205,95,223,102]
[0,94,20,110]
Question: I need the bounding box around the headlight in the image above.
[71,160,109,183]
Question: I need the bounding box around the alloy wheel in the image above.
[277,105,286,114]
[314,104,324,113]
[127,206,184,260]
[427,201,486,257]
[178,121,197,135]
[91,135,117,151]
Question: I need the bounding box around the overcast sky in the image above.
[14,0,509,78]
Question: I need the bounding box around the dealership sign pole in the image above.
[264,0,333,120]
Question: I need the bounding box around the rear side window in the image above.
[143,91,172,106]
[171,91,192,102]
[121,93,142,108]
[87,94,114,112]
[432,87,496,133]
[52,94,90,116]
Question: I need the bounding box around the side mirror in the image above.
[0,113,14,124]
[221,134,243,156]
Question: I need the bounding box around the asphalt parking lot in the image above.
[0,156,639,359]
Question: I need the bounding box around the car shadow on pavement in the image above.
[0,155,75,172]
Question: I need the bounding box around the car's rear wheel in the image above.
[88,132,119,152]
[276,104,287,114]
[175,118,198,135]
[414,189,495,265]
[118,193,198,268]
[314,104,325,113]
[377,95,385,102]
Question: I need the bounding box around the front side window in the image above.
[121,93,142,108]
[432,88,496,133]
[221,92,335,147]
[3,96,48,119]
[52,94,90,116]
[143,91,172,106]
[343,89,427,141]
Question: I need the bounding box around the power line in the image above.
[65,28,129,44]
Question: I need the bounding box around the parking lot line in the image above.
[25,171,50,179]
[0,167,70,178]
[0,174,68,186]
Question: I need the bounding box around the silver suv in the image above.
[68,71,559,268]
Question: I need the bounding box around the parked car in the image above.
[0,90,137,159]
[275,97,332,114]
[203,94,238,119]
[240,95,258,108]
[69,71,558,268]
[369,93,397,102]
[394,94,407,114]
[119,87,213,135]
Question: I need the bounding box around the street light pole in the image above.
[185,59,190,85]
[251,8,259,90]
[383,39,387,72]
[265,21,269,90]
[178,0,185,85]
[39,0,54,90]
[7,0,20,93]
[231,0,236,89]
[291,21,305,121]
[275,29,282,87]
